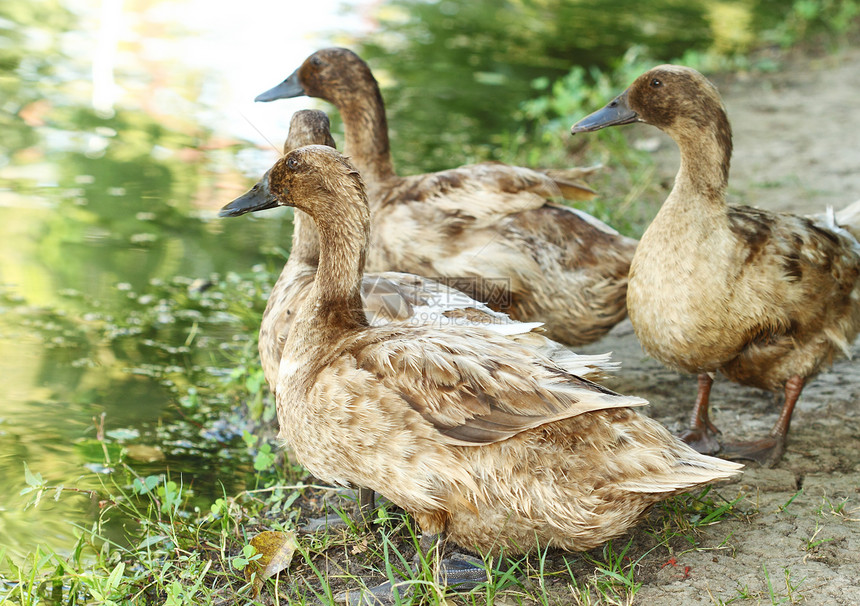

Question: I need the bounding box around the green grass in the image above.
[763,563,806,605]
[815,495,850,517]
[711,564,806,606]
[0,467,745,605]
[805,521,835,552]
[778,490,804,512]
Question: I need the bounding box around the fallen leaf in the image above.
[245,530,297,598]
[350,538,369,555]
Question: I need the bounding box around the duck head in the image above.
[570,65,728,139]
[255,48,370,105]
[283,109,337,154]
[219,145,366,220]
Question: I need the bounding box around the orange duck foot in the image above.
[720,436,787,468]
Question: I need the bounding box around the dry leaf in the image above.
[245,530,297,598]
[350,537,369,555]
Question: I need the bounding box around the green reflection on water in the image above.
[354,0,790,173]
[0,185,291,560]
[0,0,294,561]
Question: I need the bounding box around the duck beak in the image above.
[570,91,638,134]
[219,176,279,217]
[255,68,304,102]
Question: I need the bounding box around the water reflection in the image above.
[0,0,298,562]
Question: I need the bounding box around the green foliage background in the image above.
[344,0,848,174]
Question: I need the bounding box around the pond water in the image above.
[0,0,357,563]
[0,0,791,571]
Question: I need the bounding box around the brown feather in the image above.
[267,48,637,346]
[257,111,617,395]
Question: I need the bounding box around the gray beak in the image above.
[255,68,305,102]
[571,91,638,134]
[219,175,279,217]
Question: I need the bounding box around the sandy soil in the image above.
[575,46,860,605]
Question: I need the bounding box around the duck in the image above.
[224,109,619,521]
[224,109,613,397]
[571,65,860,467]
[252,47,638,346]
[220,144,742,580]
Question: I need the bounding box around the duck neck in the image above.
[301,195,370,332]
[667,111,732,212]
[289,209,321,267]
[336,79,396,186]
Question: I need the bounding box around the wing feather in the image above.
[350,327,646,446]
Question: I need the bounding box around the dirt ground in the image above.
[576,46,860,605]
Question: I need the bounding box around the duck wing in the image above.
[386,162,593,225]
[372,164,631,298]
[726,205,860,361]
[360,271,518,326]
[264,267,615,393]
[349,328,645,446]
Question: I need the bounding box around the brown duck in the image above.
[224,109,620,523]
[221,144,741,582]
[223,110,614,398]
[253,47,637,346]
[572,65,860,466]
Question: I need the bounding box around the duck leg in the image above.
[679,373,722,455]
[300,486,377,532]
[721,375,803,467]
[357,487,376,518]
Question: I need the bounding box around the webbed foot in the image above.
[334,579,409,605]
[334,553,487,605]
[679,425,722,455]
[720,436,786,468]
[719,375,802,467]
[434,553,488,588]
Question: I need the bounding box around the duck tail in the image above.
[619,442,743,494]
[539,166,602,202]
[809,199,860,255]
[833,198,860,243]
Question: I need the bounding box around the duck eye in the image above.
[650,78,662,88]
[287,157,300,170]
[310,56,322,67]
